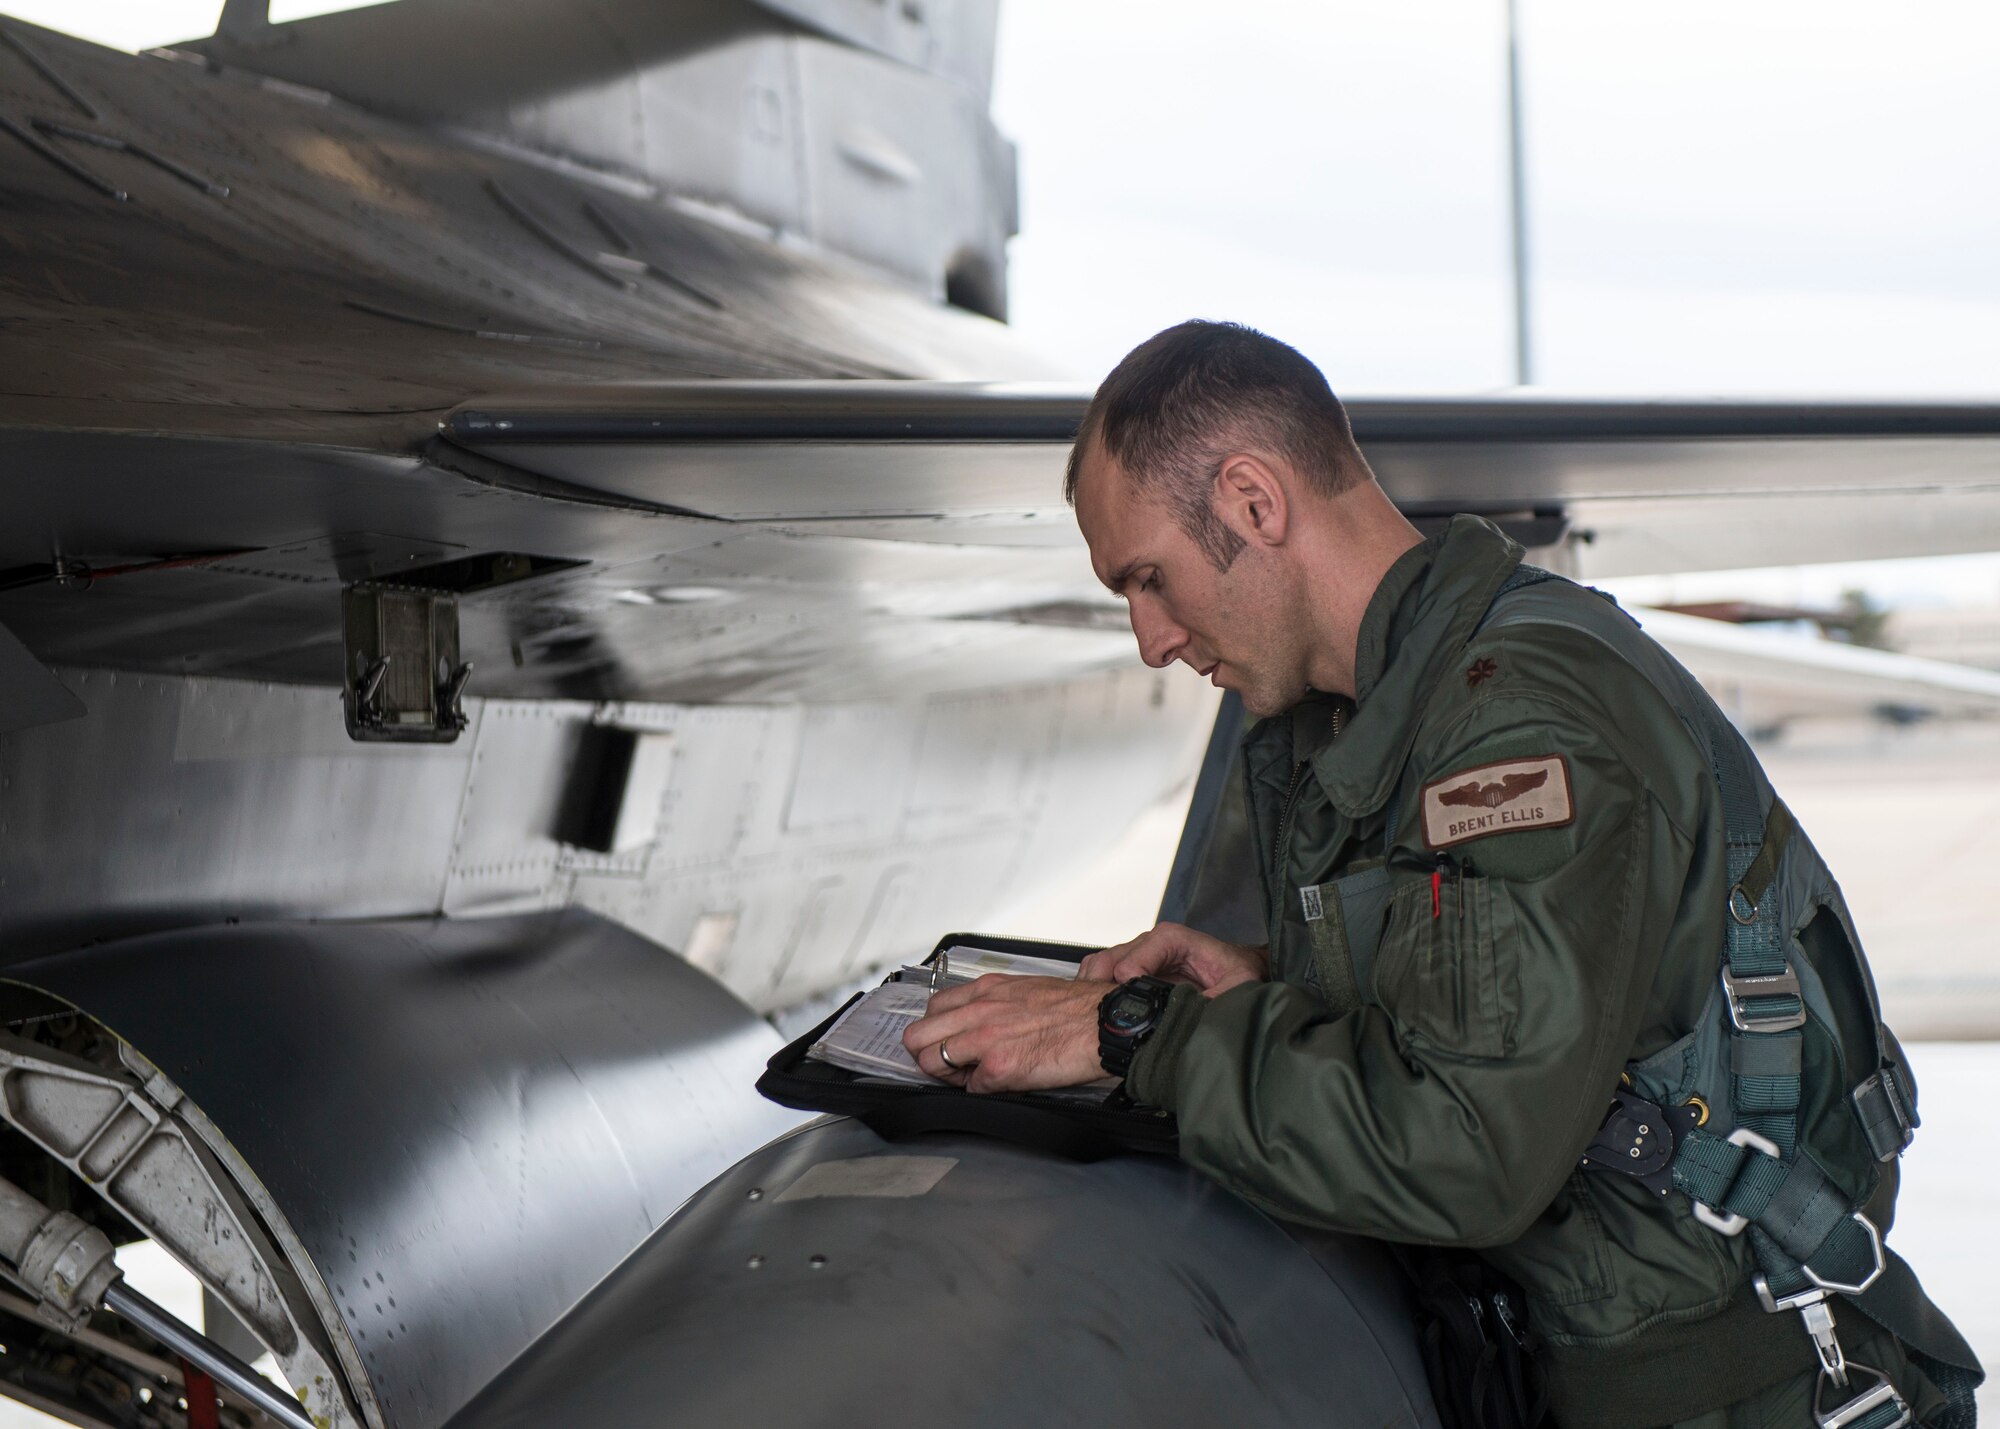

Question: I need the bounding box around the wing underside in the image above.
[7,384,2000,708]
[1632,606,2000,726]
[440,385,2000,577]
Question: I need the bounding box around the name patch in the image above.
[1421,755,1574,850]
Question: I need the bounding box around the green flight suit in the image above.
[1667,1314,1934,1429]
[1126,516,1962,1427]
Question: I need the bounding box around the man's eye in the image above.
[1142,572,1161,592]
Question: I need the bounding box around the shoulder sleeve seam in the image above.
[1424,685,1704,845]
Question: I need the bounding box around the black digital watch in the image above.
[1096,975,1175,1078]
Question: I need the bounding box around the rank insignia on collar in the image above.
[1466,657,1499,688]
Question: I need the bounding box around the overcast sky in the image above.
[993,1,2000,393]
[12,1,2000,602]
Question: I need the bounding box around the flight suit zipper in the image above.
[1272,762,1307,874]
[1271,704,1345,875]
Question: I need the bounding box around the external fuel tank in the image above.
[445,1116,1442,1429]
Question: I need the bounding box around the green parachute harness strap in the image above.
[1481,569,1939,1429]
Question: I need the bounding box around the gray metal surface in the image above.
[0,16,1038,440]
[444,1117,1441,1429]
[449,382,2000,442]
[187,0,1014,312]
[0,427,1136,704]
[5,910,806,1429]
[0,664,1211,1010]
[0,13,1081,713]
[443,384,2000,554]
[199,0,1003,113]
[0,619,83,734]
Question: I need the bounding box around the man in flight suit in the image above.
[904,321,1978,1427]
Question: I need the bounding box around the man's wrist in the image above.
[1097,975,1175,1077]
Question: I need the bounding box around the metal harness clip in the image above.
[1756,1275,1847,1388]
[1813,1361,1912,1429]
[1692,1126,1780,1235]
[1803,1213,1888,1297]
[1720,963,1808,1033]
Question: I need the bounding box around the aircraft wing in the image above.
[1631,606,2000,726]
[439,382,2000,574]
[10,378,2000,710]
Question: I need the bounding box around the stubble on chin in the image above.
[1236,680,1284,720]
[1237,669,1312,720]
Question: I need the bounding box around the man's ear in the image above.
[1214,455,1290,547]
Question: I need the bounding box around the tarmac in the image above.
[1760,721,2000,1041]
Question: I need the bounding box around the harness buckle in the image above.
[1756,1275,1847,1388]
[1813,1361,1911,1429]
[1851,1068,1918,1162]
[1692,1126,1779,1235]
[1803,1212,1887,1297]
[1720,964,1808,1033]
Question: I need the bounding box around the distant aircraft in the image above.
[1,2,1998,1425]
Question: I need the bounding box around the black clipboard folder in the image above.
[756,932,1179,1161]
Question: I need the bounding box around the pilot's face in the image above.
[1074,446,1306,718]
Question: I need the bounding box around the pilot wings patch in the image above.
[1420,755,1573,849]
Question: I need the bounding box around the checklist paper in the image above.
[804,947,1115,1100]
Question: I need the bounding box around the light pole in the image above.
[1505,0,1534,386]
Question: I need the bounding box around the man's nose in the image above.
[1129,601,1188,669]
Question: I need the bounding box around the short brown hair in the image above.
[1064,321,1368,569]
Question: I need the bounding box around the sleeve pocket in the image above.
[1372,874,1521,1060]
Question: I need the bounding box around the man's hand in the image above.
[902,974,1110,1094]
[1078,922,1268,996]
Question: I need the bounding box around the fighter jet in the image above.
[1,2,1998,1425]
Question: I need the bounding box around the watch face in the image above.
[1108,989,1153,1031]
